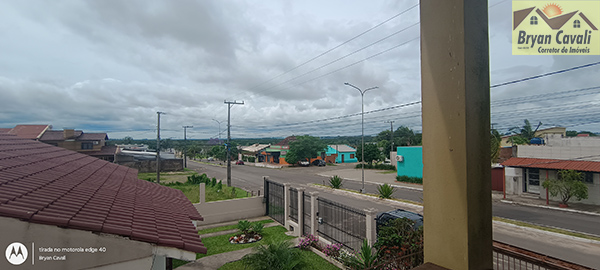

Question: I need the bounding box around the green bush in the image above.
[374,218,424,268]
[210,177,217,187]
[216,180,223,191]
[242,240,304,270]
[396,175,423,184]
[237,220,252,235]
[377,183,396,199]
[542,169,589,206]
[248,156,256,162]
[345,239,380,270]
[251,222,265,235]
[329,175,343,189]
[354,163,396,170]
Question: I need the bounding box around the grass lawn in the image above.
[378,170,398,174]
[218,249,340,270]
[198,220,274,235]
[197,226,295,259]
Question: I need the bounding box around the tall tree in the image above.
[356,143,381,164]
[393,126,421,146]
[285,135,327,165]
[490,129,501,164]
[509,119,542,145]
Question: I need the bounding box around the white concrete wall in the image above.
[193,196,266,225]
[539,173,600,206]
[545,135,600,147]
[0,216,195,270]
[517,145,600,161]
[504,167,523,195]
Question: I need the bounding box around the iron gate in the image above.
[264,178,285,225]
[317,197,366,251]
[303,193,311,235]
[289,187,298,222]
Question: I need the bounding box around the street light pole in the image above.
[224,100,244,187]
[385,120,395,157]
[182,125,193,168]
[344,82,378,193]
[156,111,166,184]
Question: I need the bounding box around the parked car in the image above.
[375,209,423,234]
[235,160,244,165]
[208,157,215,161]
[311,159,326,167]
[298,160,310,167]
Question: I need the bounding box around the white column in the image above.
[364,208,376,246]
[297,188,305,236]
[199,183,206,204]
[284,183,290,230]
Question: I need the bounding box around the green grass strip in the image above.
[218,249,340,270]
[197,226,295,259]
[493,217,600,241]
[198,220,274,235]
[312,183,423,206]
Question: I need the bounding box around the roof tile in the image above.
[502,157,600,172]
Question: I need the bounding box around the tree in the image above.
[356,143,381,164]
[490,129,501,164]
[285,136,326,165]
[210,142,240,161]
[565,130,578,137]
[393,126,421,146]
[542,170,588,206]
[122,136,134,144]
[509,119,542,145]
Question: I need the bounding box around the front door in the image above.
[341,154,345,163]
[526,168,540,194]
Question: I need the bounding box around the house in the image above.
[500,126,566,147]
[395,146,423,178]
[39,129,116,162]
[262,136,296,165]
[325,145,358,163]
[502,140,600,205]
[0,133,206,269]
[240,143,270,162]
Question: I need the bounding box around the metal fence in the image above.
[289,187,298,222]
[317,197,366,251]
[264,179,285,225]
[303,193,311,235]
[493,241,593,270]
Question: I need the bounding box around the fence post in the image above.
[284,183,290,230]
[364,208,377,246]
[199,183,206,204]
[263,176,269,216]
[297,187,305,236]
[310,191,319,236]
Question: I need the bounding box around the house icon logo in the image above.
[5,242,28,265]
[512,1,599,55]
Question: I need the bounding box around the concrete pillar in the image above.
[199,183,206,204]
[364,208,377,246]
[420,0,492,269]
[310,191,319,236]
[297,187,305,236]
[284,183,290,230]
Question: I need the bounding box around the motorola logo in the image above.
[5,242,28,265]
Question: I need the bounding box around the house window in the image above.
[530,16,538,25]
[584,172,594,183]
[527,168,540,186]
[81,142,93,150]
[573,20,580,28]
[350,154,354,159]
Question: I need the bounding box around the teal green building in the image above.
[396,146,423,178]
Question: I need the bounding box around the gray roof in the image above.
[328,144,356,152]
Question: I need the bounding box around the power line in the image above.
[490,61,600,88]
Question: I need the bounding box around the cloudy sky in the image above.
[1,0,599,140]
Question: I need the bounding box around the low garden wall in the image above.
[194,196,266,225]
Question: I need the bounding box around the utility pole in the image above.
[344,83,378,193]
[182,125,193,168]
[224,100,244,187]
[212,119,222,143]
[385,120,395,156]
[156,111,166,184]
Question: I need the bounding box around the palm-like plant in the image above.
[347,239,380,270]
[237,220,252,235]
[242,240,304,270]
[377,183,396,199]
[329,175,343,189]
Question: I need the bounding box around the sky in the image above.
[1,0,599,140]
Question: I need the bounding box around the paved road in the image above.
[189,161,600,237]
[189,161,600,268]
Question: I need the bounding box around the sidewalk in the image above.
[318,165,600,216]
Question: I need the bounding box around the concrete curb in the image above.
[492,220,600,245]
[500,200,600,217]
[308,183,423,211]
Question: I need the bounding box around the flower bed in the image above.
[228,220,264,244]
[229,233,262,244]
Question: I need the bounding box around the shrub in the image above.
[329,175,343,189]
[542,169,589,206]
[248,156,256,162]
[346,239,380,270]
[237,220,252,235]
[374,218,424,269]
[216,180,223,191]
[210,177,217,187]
[396,175,423,184]
[251,222,264,235]
[323,243,343,258]
[297,234,319,250]
[242,240,304,270]
[377,183,396,199]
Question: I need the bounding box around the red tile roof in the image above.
[502,157,600,173]
[7,125,50,139]
[275,136,297,146]
[0,133,207,254]
[88,145,118,157]
[39,130,108,141]
[0,128,11,134]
